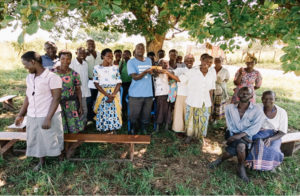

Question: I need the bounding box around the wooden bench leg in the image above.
[0,140,18,157]
[293,143,300,154]
[130,143,134,161]
[281,142,295,156]
[3,99,15,110]
[66,141,84,159]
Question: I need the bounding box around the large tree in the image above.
[0,0,299,73]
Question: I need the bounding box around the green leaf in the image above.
[5,15,14,21]
[112,4,122,14]
[220,44,227,50]
[26,21,38,35]
[67,0,78,5]
[40,20,54,31]
[159,10,168,17]
[17,32,24,44]
[113,0,122,6]
[91,10,106,22]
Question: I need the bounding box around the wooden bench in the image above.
[0,95,17,110]
[0,132,26,157]
[281,132,300,156]
[0,132,151,161]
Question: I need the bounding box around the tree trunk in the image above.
[145,33,166,57]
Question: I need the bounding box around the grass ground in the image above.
[0,68,300,194]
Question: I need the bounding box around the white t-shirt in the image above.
[154,73,169,96]
[70,58,91,98]
[181,67,216,108]
[260,104,288,133]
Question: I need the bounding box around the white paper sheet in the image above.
[8,116,27,129]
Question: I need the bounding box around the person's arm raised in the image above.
[162,70,180,82]
[234,68,244,85]
[130,68,152,81]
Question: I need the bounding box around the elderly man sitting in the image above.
[209,87,265,183]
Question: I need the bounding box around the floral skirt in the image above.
[212,94,226,120]
[94,87,122,132]
[185,104,210,138]
[61,100,84,133]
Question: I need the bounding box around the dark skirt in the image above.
[245,129,283,171]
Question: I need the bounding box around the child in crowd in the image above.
[153,60,180,131]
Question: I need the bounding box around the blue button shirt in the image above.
[225,103,265,140]
[127,57,153,97]
[41,55,58,69]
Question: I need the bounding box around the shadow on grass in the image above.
[1,69,300,194]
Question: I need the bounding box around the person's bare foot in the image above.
[33,162,43,171]
[209,158,222,169]
[185,136,192,144]
[59,153,65,162]
[237,164,250,183]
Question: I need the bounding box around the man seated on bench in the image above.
[209,87,264,183]
[15,51,64,171]
[245,90,287,172]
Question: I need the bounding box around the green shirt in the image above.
[120,60,132,83]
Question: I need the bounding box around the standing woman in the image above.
[172,54,195,133]
[51,50,84,133]
[15,51,64,170]
[93,48,122,132]
[183,55,216,143]
[232,53,262,104]
[246,91,287,171]
[211,57,230,122]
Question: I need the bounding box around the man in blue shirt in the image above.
[209,87,265,183]
[127,43,154,135]
[41,41,58,69]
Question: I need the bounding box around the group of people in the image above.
[14,40,288,183]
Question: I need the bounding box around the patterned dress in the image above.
[51,68,84,133]
[231,69,262,104]
[212,67,230,120]
[93,65,122,132]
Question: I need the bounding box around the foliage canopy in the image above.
[0,0,299,73]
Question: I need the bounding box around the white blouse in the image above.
[180,67,216,108]
[93,65,122,86]
[260,104,288,133]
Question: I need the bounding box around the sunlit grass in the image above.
[0,56,300,194]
